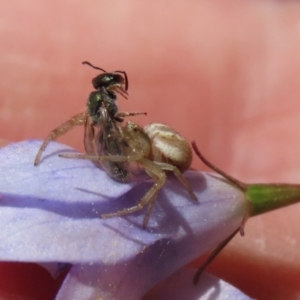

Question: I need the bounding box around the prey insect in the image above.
[60,121,198,227]
[35,61,197,227]
[34,61,146,168]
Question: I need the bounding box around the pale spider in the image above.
[60,121,197,227]
[34,61,197,227]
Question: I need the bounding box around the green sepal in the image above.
[246,183,300,216]
[191,142,300,216]
[191,142,300,281]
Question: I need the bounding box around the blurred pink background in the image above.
[1,1,300,299]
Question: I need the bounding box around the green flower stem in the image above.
[247,183,300,216]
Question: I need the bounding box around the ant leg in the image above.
[116,111,147,118]
[83,117,95,155]
[106,85,128,99]
[154,161,197,201]
[101,158,166,221]
[115,89,128,99]
[34,112,86,166]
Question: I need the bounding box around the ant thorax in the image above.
[87,90,118,125]
[144,123,192,172]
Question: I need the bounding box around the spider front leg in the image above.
[34,112,86,165]
[101,158,167,228]
[59,152,144,162]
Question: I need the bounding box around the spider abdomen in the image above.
[144,123,192,172]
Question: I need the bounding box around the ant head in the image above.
[82,61,129,92]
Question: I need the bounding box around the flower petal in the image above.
[56,265,252,300]
[0,141,247,295]
[145,268,253,300]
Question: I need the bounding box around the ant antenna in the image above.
[82,61,107,72]
[115,70,129,91]
[82,61,129,91]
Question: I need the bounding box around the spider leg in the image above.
[101,158,166,222]
[59,152,144,162]
[153,161,197,201]
[34,112,86,166]
[142,191,158,228]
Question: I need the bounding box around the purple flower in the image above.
[0,141,251,299]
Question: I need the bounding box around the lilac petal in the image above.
[0,140,142,262]
[0,141,247,298]
[38,262,71,278]
[56,265,253,300]
[144,268,253,300]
